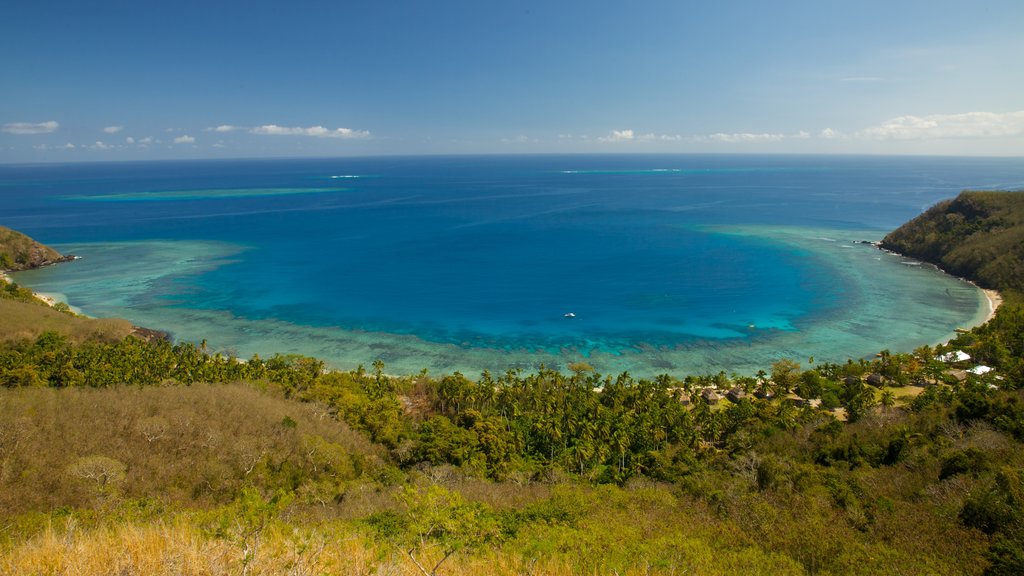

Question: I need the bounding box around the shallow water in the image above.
[5,154,1024,376]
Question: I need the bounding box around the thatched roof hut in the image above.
[701,387,721,404]
[726,386,747,403]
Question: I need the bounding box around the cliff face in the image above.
[881,191,1024,292]
[0,226,74,271]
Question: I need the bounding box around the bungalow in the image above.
[701,387,722,405]
[940,350,971,363]
[949,369,969,382]
[866,373,886,387]
[969,365,993,376]
[726,386,747,403]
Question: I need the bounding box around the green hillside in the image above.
[881,191,1024,292]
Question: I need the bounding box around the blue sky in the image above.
[2,0,1023,162]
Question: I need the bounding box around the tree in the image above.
[771,359,801,396]
[880,389,896,409]
[369,484,499,576]
[796,371,824,400]
[208,487,293,576]
[67,455,127,501]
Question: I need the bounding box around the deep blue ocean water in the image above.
[4,154,1024,375]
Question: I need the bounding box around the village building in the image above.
[701,387,721,405]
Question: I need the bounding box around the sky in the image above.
[2,0,1023,162]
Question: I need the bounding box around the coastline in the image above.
[6,226,1004,376]
[2,269,65,309]
[8,227,997,377]
[982,288,1003,323]
[3,266,168,343]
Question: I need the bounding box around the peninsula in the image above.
[0,225,76,272]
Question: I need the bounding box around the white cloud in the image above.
[706,132,785,143]
[138,136,153,144]
[206,124,242,132]
[634,133,684,141]
[125,137,135,144]
[793,131,811,140]
[173,135,196,145]
[2,120,59,135]
[34,142,77,151]
[250,124,370,138]
[90,141,111,150]
[820,128,844,140]
[212,141,226,148]
[501,135,534,144]
[598,129,635,143]
[857,110,1024,140]
[103,125,124,134]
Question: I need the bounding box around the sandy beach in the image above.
[2,270,65,309]
[982,288,1003,323]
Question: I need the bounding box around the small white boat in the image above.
[563,312,576,318]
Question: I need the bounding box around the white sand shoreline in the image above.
[981,288,1003,324]
[1,269,75,311]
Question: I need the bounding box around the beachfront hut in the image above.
[701,388,721,405]
[866,373,887,387]
[843,375,861,387]
[726,387,747,403]
[667,388,691,405]
[969,365,993,376]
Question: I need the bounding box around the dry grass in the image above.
[0,299,133,343]
[0,384,386,516]
[0,518,382,576]
[0,516,807,576]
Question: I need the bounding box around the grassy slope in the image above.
[881,191,1024,292]
[0,383,386,517]
[0,298,133,343]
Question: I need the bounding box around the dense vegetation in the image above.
[3,197,1024,575]
[882,190,1024,291]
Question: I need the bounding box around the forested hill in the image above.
[0,225,73,271]
[881,190,1024,292]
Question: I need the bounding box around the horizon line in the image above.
[4,150,1024,168]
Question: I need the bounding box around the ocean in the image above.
[4,154,1024,376]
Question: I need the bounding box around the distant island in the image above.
[1,192,1023,576]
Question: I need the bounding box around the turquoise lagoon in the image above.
[5,155,1024,376]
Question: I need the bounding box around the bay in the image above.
[5,154,1024,376]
